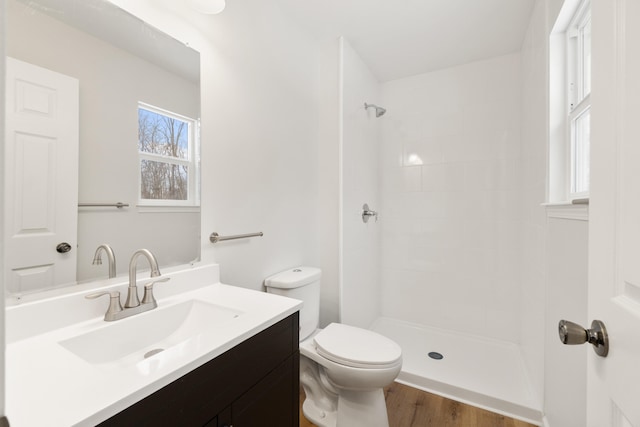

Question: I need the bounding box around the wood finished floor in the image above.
[300,382,537,427]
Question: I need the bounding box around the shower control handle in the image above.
[558,319,609,357]
[362,204,378,223]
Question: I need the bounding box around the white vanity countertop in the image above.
[5,264,302,427]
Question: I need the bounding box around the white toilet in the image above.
[265,267,402,427]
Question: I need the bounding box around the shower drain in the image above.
[428,352,444,360]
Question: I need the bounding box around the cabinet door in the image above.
[231,354,299,427]
[215,406,231,427]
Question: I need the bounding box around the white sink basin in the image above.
[7,265,304,427]
[59,300,242,365]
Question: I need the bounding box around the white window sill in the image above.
[137,205,201,214]
[542,201,589,221]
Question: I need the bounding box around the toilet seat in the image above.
[313,323,402,369]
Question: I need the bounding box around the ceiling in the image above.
[274,0,536,82]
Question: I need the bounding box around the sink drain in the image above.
[144,348,165,359]
[428,352,444,360]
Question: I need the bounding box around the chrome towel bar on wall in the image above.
[209,231,264,244]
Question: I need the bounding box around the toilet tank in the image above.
[265,267,321,341]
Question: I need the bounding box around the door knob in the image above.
[56,242,72,253]
[558,319,609,357]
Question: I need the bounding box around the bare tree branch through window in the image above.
[138,106,194,202]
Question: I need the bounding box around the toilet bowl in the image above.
[300,324,402,427]
[265,267,402,427]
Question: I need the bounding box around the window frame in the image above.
[137,102,200,207]
[566,1,591,200]
[548,0,591,204]
[569,100,590,198]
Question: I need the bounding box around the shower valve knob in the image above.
[362,204,378,223]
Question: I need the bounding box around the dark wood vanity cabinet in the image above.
[98,313,300,427]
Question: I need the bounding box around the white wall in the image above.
[7,0,200,283]
[520,0,590,419]
[544,217,587,427]
[519,0,548,404]
[339,38,382,328]
[379,53,523,342]
[0,0,6,418]
[201,1,322,294]
[317,39,341,327]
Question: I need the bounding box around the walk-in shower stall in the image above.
[338,37,541,424]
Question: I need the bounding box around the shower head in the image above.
[364,102,386,118]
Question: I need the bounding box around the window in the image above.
[138,103,199,206]
[567,1,591,198]
[549,0,591,203]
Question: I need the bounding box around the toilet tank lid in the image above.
[264,267,322,289]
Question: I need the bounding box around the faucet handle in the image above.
[141,277,170,305]
[85,290,120,300]
[86,291,123,321]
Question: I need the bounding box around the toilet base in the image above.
[302,388,390,427]
[301,355,338,427]
[302,398,338,427]
[300,355,390,427]
[336,388,389,427]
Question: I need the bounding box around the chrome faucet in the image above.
[85,248,170,321]
[92,244,117,278]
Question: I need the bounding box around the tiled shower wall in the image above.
[379,53,523,342]
[340,39,382,329]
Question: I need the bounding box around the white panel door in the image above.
[4,57,79,295]
[588,1,640,425]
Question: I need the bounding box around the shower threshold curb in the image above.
[396,372,542,426]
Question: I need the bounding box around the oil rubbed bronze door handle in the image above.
[56,242,72,253]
